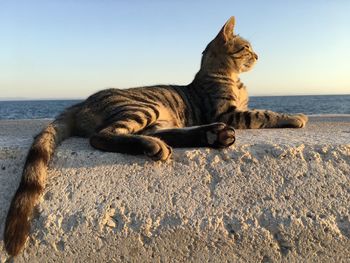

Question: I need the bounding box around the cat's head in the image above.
[201,17,258,74]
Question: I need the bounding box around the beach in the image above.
[0,116,349,262]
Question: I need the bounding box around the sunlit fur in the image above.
[202,35,258,74]
[4,16,308,257]
[201,17,258,76]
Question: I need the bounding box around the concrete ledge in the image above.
[0,116,349,262]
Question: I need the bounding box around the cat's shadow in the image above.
[52,139,148,169]
[50,137,194,170]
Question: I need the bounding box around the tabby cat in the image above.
[4,16,307,256]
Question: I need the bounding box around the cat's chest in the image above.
[214,83,248,111]
[233,84,249,110]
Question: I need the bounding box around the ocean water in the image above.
[0,95,349,120]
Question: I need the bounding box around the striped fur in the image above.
[4,16,307,256]
[4,106,79,256]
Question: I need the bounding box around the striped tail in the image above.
[4,113,75,256]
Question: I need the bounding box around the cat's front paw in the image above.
[144,138,172,161]
[205,123,236,148]
[293,113,308,128]
[278,113,308,128]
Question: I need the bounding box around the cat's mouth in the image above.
[241,62,255,72]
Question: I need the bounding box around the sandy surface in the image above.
[0,116,349,262]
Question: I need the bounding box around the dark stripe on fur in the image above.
[215,105,237,122]
[122,113,147,126]
[264,111,271,122]
[25,145,50,165]
[234,111,241,127]
[172,86,195,126]
[227,113,235,125]
[244,111,252,128]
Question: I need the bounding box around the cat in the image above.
[4,16,308,256]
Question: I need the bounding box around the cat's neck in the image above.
[192,70,239,85]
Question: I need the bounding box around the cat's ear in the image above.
[216,16,235,43]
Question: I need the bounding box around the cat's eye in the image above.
[244,45,250,49]
[232,47,245,55]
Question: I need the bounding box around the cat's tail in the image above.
[4,105,79,256]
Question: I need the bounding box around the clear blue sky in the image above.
[1,0,349,99]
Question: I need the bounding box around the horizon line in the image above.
[1,93,350,101]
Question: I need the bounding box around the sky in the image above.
[0,0,349,99]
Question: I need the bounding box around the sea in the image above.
[0,95,349,120]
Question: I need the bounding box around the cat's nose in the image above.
[254,53,258,60]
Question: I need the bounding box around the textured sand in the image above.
[0,116,349,262]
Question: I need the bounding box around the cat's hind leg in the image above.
[145,123,235,148]
[89,122,172,161]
